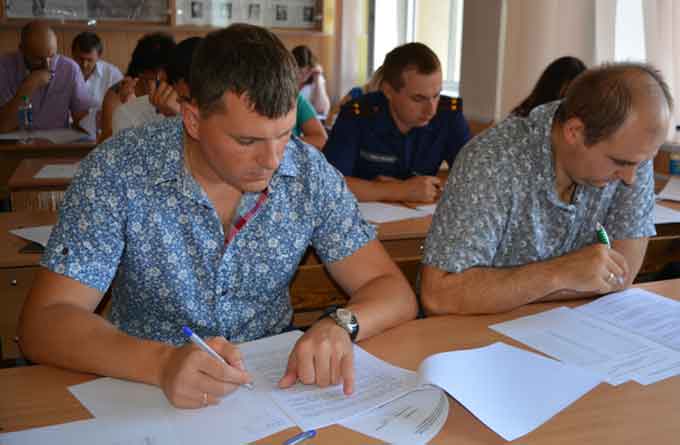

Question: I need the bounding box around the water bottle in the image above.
[670,151,680,175]
[17,95,34,143]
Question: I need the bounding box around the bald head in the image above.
[556,62,673,146]
[20,21,57,71]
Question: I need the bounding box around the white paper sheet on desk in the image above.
[340,386,449,445]
[262,335,419,431]
[657,176,680,201]
[654,203,680,224]
[358,202,429,223]
[417,342,601,442]
[0,415,179,445]
[491,294,680,385]
[9,225,53,247]
[0,128,89,144]
[34,163,79,179]
[415,203,438,214]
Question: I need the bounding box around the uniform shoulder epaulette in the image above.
[438,95,463,113]
[341,95,381,118]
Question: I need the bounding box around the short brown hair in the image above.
[381,43,441,91]
[190,24,298,119]
[555,62,673,145]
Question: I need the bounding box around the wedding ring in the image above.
[202,392,208,407]
[607,272,616,284]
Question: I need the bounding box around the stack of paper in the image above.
[9,225,54,247]
[491,288,680,385]
[34,163,79,179]
[655,203,680,224]
[0,128,89,144]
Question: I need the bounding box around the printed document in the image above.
[491,288,680,385]
[0,128,89,143]
[657,176,680,202]
[9,225,53,247]
[34,163,79,179]
[655,203,680,224]
[358,202,429,223]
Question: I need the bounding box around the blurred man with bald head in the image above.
[0,21,93,133]
[421,63,673,315]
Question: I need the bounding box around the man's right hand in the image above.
[23,69,51,92]
[158,337,252,408]
[550,244,629,294]
[400,175,442,203]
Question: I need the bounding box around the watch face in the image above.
[336,308,352,324]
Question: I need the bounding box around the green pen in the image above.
[596,222,611,248]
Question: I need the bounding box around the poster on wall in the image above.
[6,0,168,21]
[210,0,237,27]
[6,0,87,19]
[262,0,316,28]
[176,0,209,25]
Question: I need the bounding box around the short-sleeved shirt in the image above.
[324,91,471,180]
[294,93,317,137]
[423,101,656,273]
[112,95,164,135]
[80,60,123,136]
[0,52,93,130]
[42,117,376,345]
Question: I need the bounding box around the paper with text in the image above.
[417,342,601,442]
[654,203,680,224]
[9,225,53,247]
[340,386,449,445]
[491,291,680,385]
[657,176,680,202]
[34,163,79,179]
[358,202,429,223]
[0,128,89,143]
[415,204,437,214]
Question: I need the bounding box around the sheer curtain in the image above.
[642,0,680,132]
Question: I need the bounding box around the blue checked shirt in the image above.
[42,117,376,345]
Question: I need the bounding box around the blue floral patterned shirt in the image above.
[424,101,656,273]
[42,117,376,345]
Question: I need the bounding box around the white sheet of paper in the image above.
[657,176,680,202]
[490,305,680,385]
[358,202,429,223]
[415,204,437,214]
[417,342,601,442]
[34,163,79,179]
[269,343,419,431]
[0,128,89,143]
[9,225,53,247]
[340,386,449,445]
[654,203,680,224]
[0,416,179,445]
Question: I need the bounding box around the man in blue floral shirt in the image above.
[19,25,418,409]
[421,63,672,315]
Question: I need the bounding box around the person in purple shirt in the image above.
[0,21,93,133]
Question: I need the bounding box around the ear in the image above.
[182,101,201,141]
[381,82,394,102]
[561,117,586,147]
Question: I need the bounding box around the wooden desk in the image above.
[2,278,678,444]
[0,211,56,360]
[0,141,94,200]
[8,158,80,211]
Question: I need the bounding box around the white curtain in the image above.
[642,0,680,133]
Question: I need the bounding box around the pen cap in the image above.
[182,326,194,337]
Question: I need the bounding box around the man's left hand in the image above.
[278,318,355,395]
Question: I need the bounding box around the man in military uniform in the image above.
[324,43,471,203]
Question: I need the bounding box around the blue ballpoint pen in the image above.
[283,430,317,445]
[181,326,254,390]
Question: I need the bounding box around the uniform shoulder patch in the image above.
[341,97,381,117]
[438,96,463,113]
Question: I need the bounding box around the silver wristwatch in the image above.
[324,307,360,342]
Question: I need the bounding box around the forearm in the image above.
[309,80,330,116]
[19,303,172,385]
[345,177,406,202]
[422,261,565,315]
[300,133,327,150]
[344,271,418,341]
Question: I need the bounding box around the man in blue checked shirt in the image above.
[19,24,418,409]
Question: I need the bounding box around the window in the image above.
[614,0,646,62]
[369,0,464,96]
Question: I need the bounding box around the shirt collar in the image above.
[91,61,103,78]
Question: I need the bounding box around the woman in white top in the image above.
[292,45,330,119]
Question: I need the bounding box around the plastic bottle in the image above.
[17,95,33,143]
[670,151,680,175]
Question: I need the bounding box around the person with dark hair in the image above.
[0,21,93,132]
[98,32,175,141]
[71,31,123,136]
[19,24,417,409]
[512,56,587,117]
[148,36,202,117]
[292,45,330,117]
[421,62,673,315]
[324,42,471,203]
